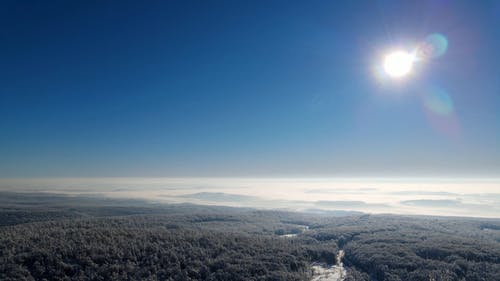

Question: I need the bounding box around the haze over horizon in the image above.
[1,177,499,218]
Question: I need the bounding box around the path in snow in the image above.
[310,250,346,281]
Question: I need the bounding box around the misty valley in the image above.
[0,192,499,281]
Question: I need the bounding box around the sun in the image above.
[383,50,415,78]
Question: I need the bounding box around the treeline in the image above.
[0,218,317,281]
[0,192,499,280]
[303,215,500,280]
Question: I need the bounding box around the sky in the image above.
[0,0,499,178]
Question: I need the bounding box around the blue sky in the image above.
[0,0,499,177]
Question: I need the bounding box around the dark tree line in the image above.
[0,218,314,281]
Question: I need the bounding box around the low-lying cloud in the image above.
[401,199,462,208]
[315,200,389,209]
[176,192,259,202]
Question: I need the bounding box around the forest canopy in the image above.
[0,192,499,280]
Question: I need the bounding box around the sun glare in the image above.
[383,50,415,78]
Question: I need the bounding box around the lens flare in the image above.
[423,86,454,115]
[417,33,448,60]
[421,85,460,136]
